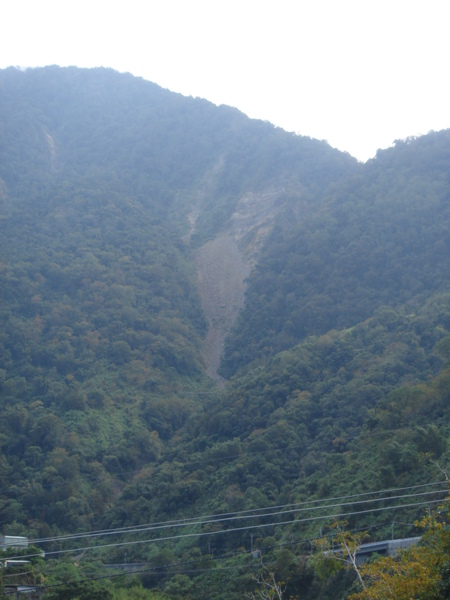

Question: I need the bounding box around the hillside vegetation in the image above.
[0,66,449,599]
[221,131,450,376]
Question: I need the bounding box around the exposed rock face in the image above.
[192,184,300,383]
[195,233,249,384]
[43,127,57,173]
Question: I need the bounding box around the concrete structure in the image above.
[355,536,421,565]
[0,536,29,551]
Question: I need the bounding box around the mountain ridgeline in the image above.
[0,67,449,599]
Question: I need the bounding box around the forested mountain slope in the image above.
[0,65,358,530]
[0,66,357,231]
[221,130,450,376]
[0,66,449,599]
[0,65,358,380]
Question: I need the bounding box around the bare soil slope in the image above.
[195,234,250,384]
[192,185,301,382]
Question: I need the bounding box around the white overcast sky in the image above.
[1,0,449,161]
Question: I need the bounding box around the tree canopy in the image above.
[0,66,449,599]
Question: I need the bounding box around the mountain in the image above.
[0,65,358,381]
[221,130,450,376]
[0,66,448,599]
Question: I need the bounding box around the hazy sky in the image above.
[1,0,449,161]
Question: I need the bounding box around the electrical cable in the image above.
[29,480,446,545]
[13,495,446,562]
[31,487,447,546]
[0,521,431,598]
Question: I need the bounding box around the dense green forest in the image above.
[221,130,450,376]
[0,67,449,598]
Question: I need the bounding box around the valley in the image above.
[0,66,448,599]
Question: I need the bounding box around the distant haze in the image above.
[1,0,449,161]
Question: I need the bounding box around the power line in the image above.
[36,488,446,549]
[103,521,414,576]
[30,480,446,545]
[14,495,446,562]
[0,520,431,598]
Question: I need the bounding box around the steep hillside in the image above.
[0,67,449,599]
[221,131,450,376]
[99,300,450,599]
[0,64,358,530]
[0,65,358,380]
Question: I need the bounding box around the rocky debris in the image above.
[192,183,302,382]
[195,233,250,385]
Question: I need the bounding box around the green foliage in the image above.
[46,580,114,600]
[102,299,449,597]
[221,131,450,376]
[350,496,450,599]
[1,66,450,600]
[113,585,168,599]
